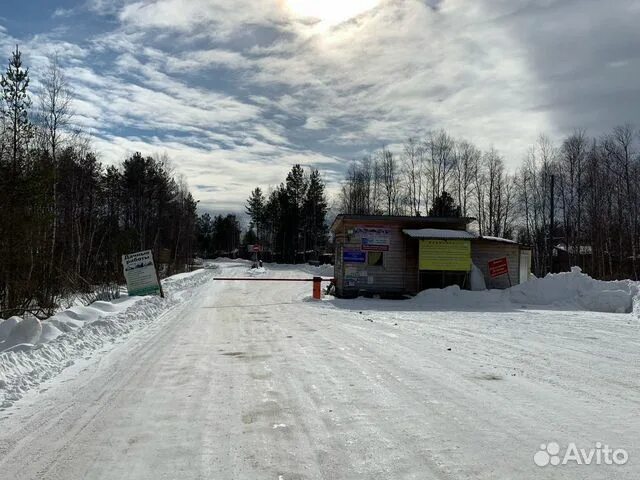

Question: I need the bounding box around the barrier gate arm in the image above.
[210,277,335,300]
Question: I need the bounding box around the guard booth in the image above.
[331,214,531,298]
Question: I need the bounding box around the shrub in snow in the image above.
[0,316,22,341]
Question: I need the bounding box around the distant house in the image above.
[331,214,531,298]
[553,242,593,273]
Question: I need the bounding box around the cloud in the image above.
[0,0,638,212]
[164,49,251,71]
[241,0,550,158]
[89,130,342,212]
[118,0,284,39]
[496,0,640,134]
[86,0,127,16]
[52,7,74,18]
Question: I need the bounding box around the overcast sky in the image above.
[1,0,638,212]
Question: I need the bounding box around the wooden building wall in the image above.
[334,221,418,297]
[471,240,520,289]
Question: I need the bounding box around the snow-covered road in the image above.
[0,261,638,479]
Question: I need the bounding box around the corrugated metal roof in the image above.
[403,228,477,239]
[331,214,476,232]
[479,235,518,244]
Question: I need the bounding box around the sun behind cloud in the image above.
[285,0,380,26]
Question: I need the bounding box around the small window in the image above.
[368,252,384,267]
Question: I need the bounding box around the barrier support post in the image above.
[312,277,322,300]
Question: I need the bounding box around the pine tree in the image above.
[0,45,33,314]
[1,45,31,173]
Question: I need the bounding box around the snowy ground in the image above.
[0,268,218,407]
[0,260,638,479]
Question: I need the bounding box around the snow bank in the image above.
[415,286,508,309]
[0,268,216,408]
[211,259,334,278]
[37,323,63,344]
[413,267,639,314]
[162,268,208,283]
[2,316,42,351]
[292,263,334,277]
[508,267,638,313]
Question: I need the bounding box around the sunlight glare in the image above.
[286,0,380,26]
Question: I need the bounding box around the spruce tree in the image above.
[303,169,328,256]
[428,191,462,218]
[245,187,265,242]
[285,165,307,262]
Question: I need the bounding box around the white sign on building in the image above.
[122,250,163,297]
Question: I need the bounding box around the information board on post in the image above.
[122,250,163,297]
[419,240,471,271]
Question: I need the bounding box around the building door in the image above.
[519,250,532,284]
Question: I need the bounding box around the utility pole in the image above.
[549,174,555,275]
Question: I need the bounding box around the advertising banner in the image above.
[419,240,471,271]
[343,251,367,263]
[354,225,391,252]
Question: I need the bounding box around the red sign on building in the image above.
[488,257,509,278]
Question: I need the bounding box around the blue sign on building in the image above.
[343,251,366,263]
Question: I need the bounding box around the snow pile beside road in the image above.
[508,267,638,313]
[0,268,215,408]
[415,286,509,309]
[414,267,638,313]
[0,317,21,341]
[294,263,334,277]
[1,316,42,352]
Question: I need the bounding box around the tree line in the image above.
[243,165,328,263]
[339,127,640,280]
[195,213,242,258]
[0,46,198,318]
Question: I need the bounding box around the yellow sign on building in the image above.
[419,239,471,271]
